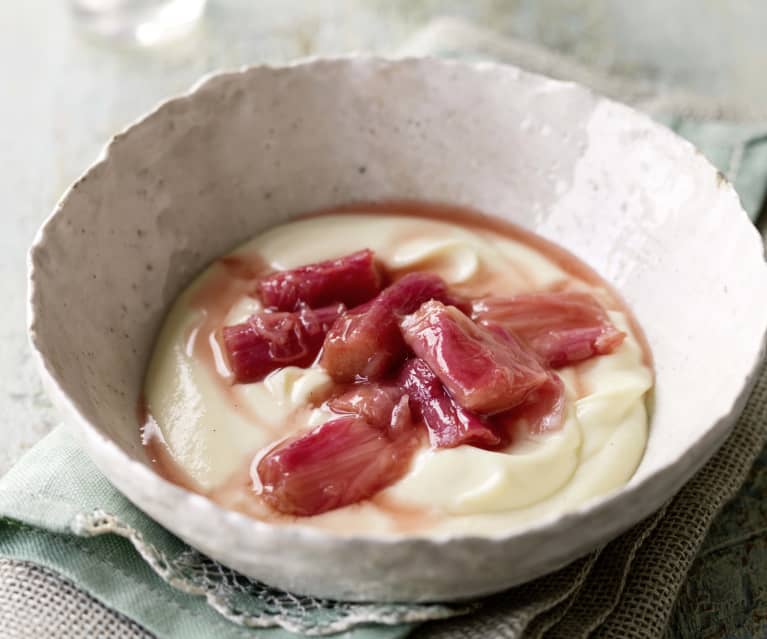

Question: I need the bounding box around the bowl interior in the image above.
[30,58,767,528]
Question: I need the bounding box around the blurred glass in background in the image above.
[70,0,206,46]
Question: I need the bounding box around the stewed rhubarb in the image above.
[144,208,652,528]
[399,358,505,449]
[222,303,343,383]
[257,416,418,516]
[257,249,383,311]
[400,300,549,414]
[328,384,412,432]
[223,250,630,515]
[472,292,625,368]
[320,272,462,382]
[494,372,566,436]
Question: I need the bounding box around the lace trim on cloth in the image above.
[70,510,475,636]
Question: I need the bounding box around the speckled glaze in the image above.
[27,58,767,602]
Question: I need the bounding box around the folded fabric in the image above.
[3,16,767,639]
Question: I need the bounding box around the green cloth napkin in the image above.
[4,28,767,639]
[655,116,767,220]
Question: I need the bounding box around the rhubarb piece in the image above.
[321,272,461,382]
[257,416,417,516]
[494,372,566,436]
[376,271,461,315]
[472,292,625,368]
[223,303,343,383]
[329,384,412,432]
[257,249,383,311]
[399,358,505,449]
[401,300,549,414]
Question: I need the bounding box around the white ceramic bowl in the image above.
[28,57,767,602]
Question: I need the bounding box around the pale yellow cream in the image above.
[145,214,652,536]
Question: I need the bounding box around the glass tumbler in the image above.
[70,0,207,46]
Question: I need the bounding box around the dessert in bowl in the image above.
[144,205,652,536]
[28,58,767,601]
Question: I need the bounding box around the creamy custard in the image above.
[143,206,653,537]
